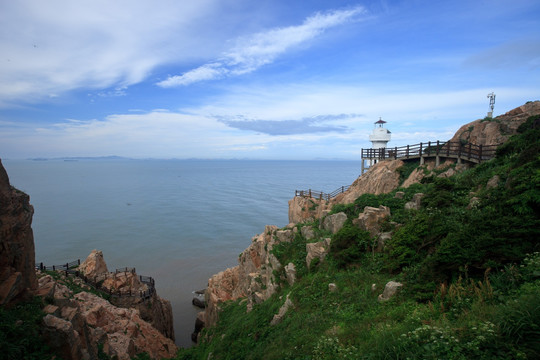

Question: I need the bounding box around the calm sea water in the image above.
[3,159,362,347]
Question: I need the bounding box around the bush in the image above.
[329,224,371,268]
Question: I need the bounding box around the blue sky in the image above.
[1,0,539,159]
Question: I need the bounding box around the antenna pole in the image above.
[487,92,496,117]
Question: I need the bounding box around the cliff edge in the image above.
[0,159,37,306]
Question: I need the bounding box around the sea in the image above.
[3,158,363,348]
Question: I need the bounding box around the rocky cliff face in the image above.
[0,159,37,306]
[203,225,294,329]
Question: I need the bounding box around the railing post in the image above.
[406,145,409,158]
[479,144,483,161]
[78,259,80,265]
[447,142,450,157]
[436,141,440,155]
[419,142,423,156]
[308,189,311,197]
[394,146,397,159]
[468,143,472,159]
[40,263,44,271]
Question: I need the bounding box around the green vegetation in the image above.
[177,115,539,359]
[0,297,59,359]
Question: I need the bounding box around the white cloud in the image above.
[157,6,366,87]
[0,0,224,106]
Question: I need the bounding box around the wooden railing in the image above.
[36,260,155,301]
[295,185,350,201]
[361,141,499,163]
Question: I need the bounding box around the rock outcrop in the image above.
[352,206,390,237]
[288,196,332,224]
[0,159,37,306]
[306,238,331,269]
[333,160,404,205]
[204,225,285,328]
[449,100,540,146]
[78,249,108,279]
[38,273,177,360]
[80,250,175,341]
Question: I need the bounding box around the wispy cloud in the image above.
[156,6,365,87]
[217,114,361,135]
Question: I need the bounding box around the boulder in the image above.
[301,226,316,240]
[352,206,390,237]
[284,263,296,286]
[405,193,424,211]
[328,283,338,292]
[306,238,331,269]
[378,281,403,301]
[79,250,108,279]
[275,229,294,243]
[486,175,500,189]
[321,212,347,234]
[270,294,293,326]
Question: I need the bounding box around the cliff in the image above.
[197,101,540,349]
[0,159,37,306]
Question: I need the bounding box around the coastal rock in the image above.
[0,159,37,306]
[449,101,540,146]
[352,206,390,237]
[78,250,108,279]
[77,250,175,341]
[288,196,332,224]
[321,212,347,234]
[204,225,284,328]
[37,274,177,360]
[378,281,403,302]
[275,229,294,243]
[306,238,331,269]
[333,160,404,205]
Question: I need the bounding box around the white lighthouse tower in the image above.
[362,118,391,174]
[369,117,391,149]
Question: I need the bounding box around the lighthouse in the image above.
[369,118,391,149]
[361,118,391,174]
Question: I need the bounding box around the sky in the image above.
[1,0,539,160]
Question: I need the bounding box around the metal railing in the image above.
[361,141,499,163]
[36,260,156,301]
[295,185,350,201]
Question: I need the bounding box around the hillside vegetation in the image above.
[178,115,540,360]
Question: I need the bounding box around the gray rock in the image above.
[378,281,403,301]
[322,212,347,234]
